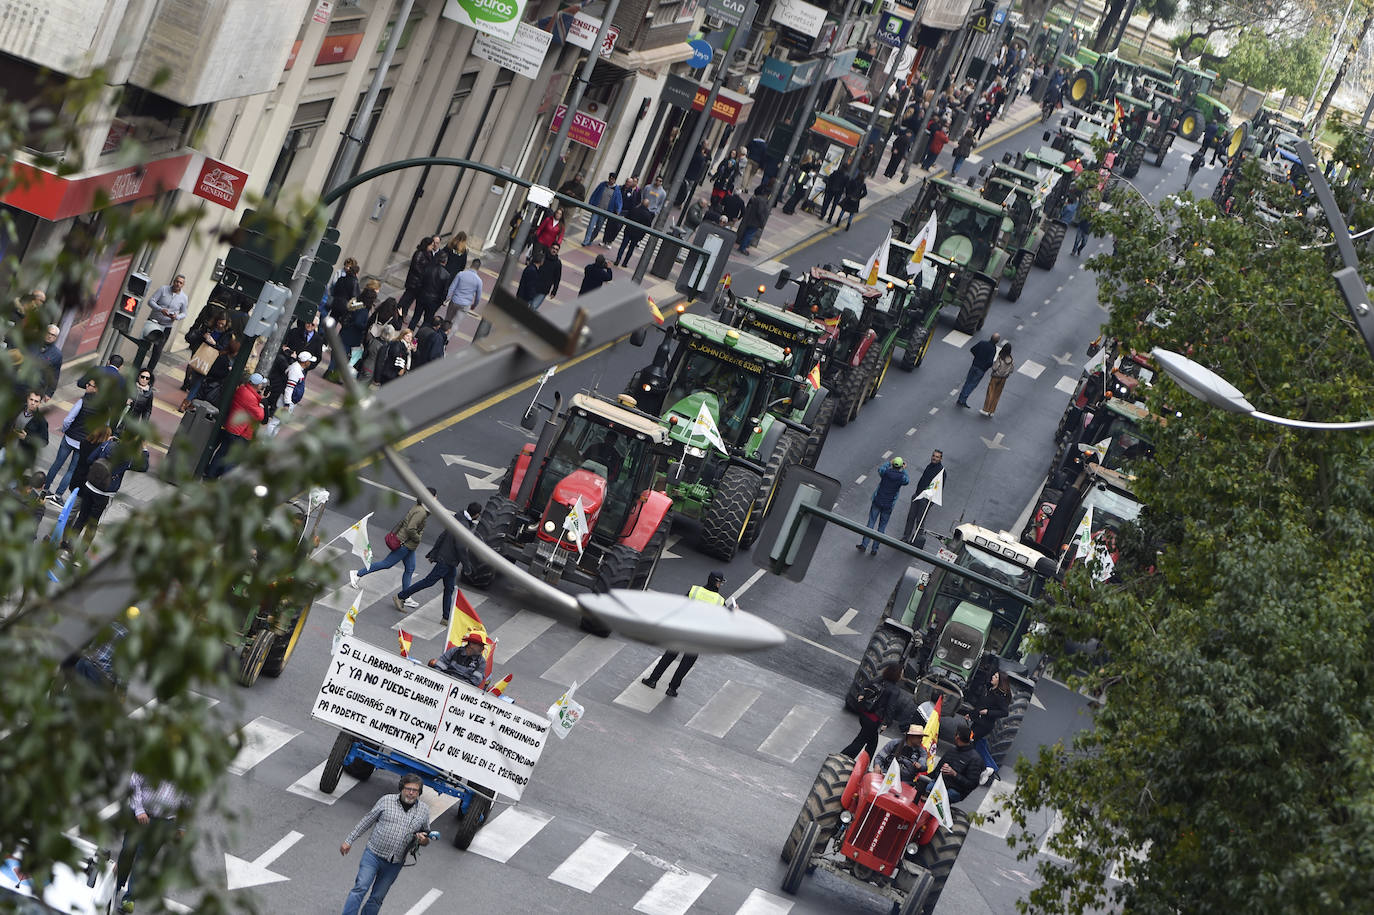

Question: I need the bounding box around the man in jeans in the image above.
[956,332,1001,408]
[115,773,189,912]
[142,274,188,371]
[857,457,909,555]
[340,774,432,915]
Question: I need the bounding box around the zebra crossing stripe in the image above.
[228,717,301,776]
[633,866,715,915]
[286,762,360,804]
[402,889,443,914]
[541,634,624,686]
[757,706,825,763]
[687,681,762,739]
[489,609,555,661]
[467,806,553,863]
[734,888,794,914]
[613,662,669,713]
[549,830,635,892]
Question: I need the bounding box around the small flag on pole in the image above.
[548,681,585,739]
[649,298,665,325]
[906,214,938,277]
[690,401,729,454]
[922,695,942,773]
[806,363,822,390]
[915,468,945,507]
[487,673,513,698]
[562,496,590,557]
[922,774,956,830]
[1082,437,1110,463]
[333,590,362,653]
[341,513,374,568]
[397,629,413,658]
[880,759,903,794]
[863,229,893,285]
[1113,98,1125,125]
[1071,504,1095,561]
[1083,346,1109,376]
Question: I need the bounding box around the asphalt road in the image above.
[165,123,1215,914]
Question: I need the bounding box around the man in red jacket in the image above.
[207,373,267,478]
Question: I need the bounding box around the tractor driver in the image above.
[582,430,626,482]
[428,632,486,687]
[873,724,929,785]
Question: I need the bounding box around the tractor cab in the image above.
[656,320,787,449]
[907,179,1004,273]
[728,294,829,380]
[786,267,881,341]
[1053,398,1155,489]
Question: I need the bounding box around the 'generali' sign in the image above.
[192,158,249,210]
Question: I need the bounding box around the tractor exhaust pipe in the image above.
[515,391,562,510]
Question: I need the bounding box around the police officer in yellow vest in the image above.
[641,570,727,697]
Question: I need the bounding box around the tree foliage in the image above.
[1216,28,1326,97]
[1003,167,1374,911]
[0,76,394,911]
[1174,0,1330,67]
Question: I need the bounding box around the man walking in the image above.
[642,175,668,217]
[736,187,771,255]
[1183,146,1206,191]
[392,514,465,623]
[641,571,727,696]
[956,332,1000,408]
[444,258,483,321]
[115,772,189,912]
[143,274,188,371]
[583,173,622,245]
[339,774,432,915]
[902,450,945,545]
[858,456,909,555]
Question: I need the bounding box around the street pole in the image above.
[632,4,756,284]
[848,11,922,182]
[900,26,965,183]
[499,0,623,295]
[768,0,863,207]
[256,0,415,375]
[1034,0,1084,104]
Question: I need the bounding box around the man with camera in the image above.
[340,773,432,915]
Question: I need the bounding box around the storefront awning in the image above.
[839,73,870,102]
[811,112,864,148]
[691,85,754,126]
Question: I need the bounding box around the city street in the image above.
[132,123,1222,914]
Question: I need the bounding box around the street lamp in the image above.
[1151,347,1374,431]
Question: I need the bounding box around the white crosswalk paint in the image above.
[634,866,716,915]
[906,427,917,436]
[403,889,444,914]
[128,690,218,720]
[229,717,301,776]
[286,761,361,804]
[549,830,635,892]
[1040,811,1069,860]
[687,681,762,738]
[490,609,556,661]
[420,785,461,820]
[973,780,1018,839]
[1055,375,1078,394]
[614,662,669,713]
[881,449,892,459]
[542,634,624,686]
[757,705,826,763]
[1018,359,1046,380]
[734,888,794,914]
[943,328,972,347]
[468,806,553,863]
[855,474,867,485]
[391,595,449,640]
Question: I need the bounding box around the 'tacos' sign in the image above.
[442,0,528,42]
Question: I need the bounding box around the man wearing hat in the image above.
[280,350,314,414]
[873,723,929,785]
[858,457,909,555]
[641,570,727,697]
[428,631,486,687]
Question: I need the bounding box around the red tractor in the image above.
[780,749,968,914]
[464,392,674,596]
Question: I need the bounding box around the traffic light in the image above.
[222,209,282,299]
[112,271,150,334]
[297,226,340,319]
[677,223,735,300]
[752,464,840,581]
[244,282,291,337]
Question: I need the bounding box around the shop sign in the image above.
[192,158,249,210]
[663,74,699,110]
[567,12,618,57]
[705,0,750,26]
[1,154,193,222]
[875,11,911,48]
[771,0,826,38]
[921,0,976,30]
[442,0,530,42]
[470,22,553,80]
[692,88,744,125]
[828,48,857,78]
[316,33,364,65]
[811,114,862,147]
[549,105,608,150]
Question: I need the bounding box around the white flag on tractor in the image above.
[864,229,893,285]
[691,401,729,454]
[341,512,374,567]
[548,681,585,740]
[880,759,903,794]
[333,590,363,654]
[906,214,938,277]
[922,774,956,830]
[916,468,945,506]
[1071,504,1095,561]
[1081,437,1110,463]
[562,497,590,557]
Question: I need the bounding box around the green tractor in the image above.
[1172,62,1230,141]
[1114,90,1180,177]
[974,163,1069,296]
[1227,106,1312,161]
[716,292,835,468]
[629,313,808,560]
[836,267,940,374]
[846,524,1059,766]
[773,266,897,426]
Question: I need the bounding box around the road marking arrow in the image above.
[822,607,861,637]
[442,453,505,491]
[981,432,1010,451]
[1031,693,1046,710]
[225,831,303,890]
[661,535,684,560]
[1053,352,1074,366]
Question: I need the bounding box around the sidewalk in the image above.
[80,95,1040,484]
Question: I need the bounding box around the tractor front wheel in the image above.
[1007,252,1033,302]
[781,821,818,894]
[262,603,310,677]
[1122,143,1146,179]
[1178,108,1203,141]
[954,278,994,334]
[801,397,835,469]
[700,465,762,561]
[1035,220,1066,269]
[631,519,670,589]
[846,627,907,712]
[320,731,353,794]
[781,752,851,864]
[743,429,805,548]
[987,688,1034,764]
[462,495,518,588]
[452,790,493,850]
[236,630,275,688]
[901,325,933,371]
[909,809,970,915]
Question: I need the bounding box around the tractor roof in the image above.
[1104,398,1152,423]
[734,297,827,336]
[1116,92,1150,109]
[955,523,1046,572]
[805,266,884,300]
[1023,150,1073,173]
[677,312,788,365]
[1084,461,1139,496]
[932,178,1006,215]
[990,177,1036,198]
[991,163,1042,185]
[571,392,672,442]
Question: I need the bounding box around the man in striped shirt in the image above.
[340,773,432,915]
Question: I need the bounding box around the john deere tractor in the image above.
[716,291,835,468]
[629,314,808,560]
[1115,90,1180,177]
[774,266,891,426]
[1066,50,1170,109]
[464,392,675,594]
[847,524,1058,768]
[1172,62,1230,141]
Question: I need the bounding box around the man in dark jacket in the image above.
[282,317,325,372]
[530,244,562,309]
[429,632,486,686]
[822,166,848,222]
[679,143,710,206]
[412,317,449,368]
[393,516,465,622]
[557,171,587,203]
[956,331,1001,407]
[579,255,613,296]
[399,235,438,320]
[736,188,771,254]
[614,201,653,267]
[885,130,912,178]
[10,390,49,469]
[30,323,63,397]
[873,723,929,784]
[603,178,640,247]
[410,250,450,330]
[922,721,985,803]
[720,191,745,226]
[516,252,545,306]
[902,449,945,545]
[858,456,909,554]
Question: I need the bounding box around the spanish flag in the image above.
[649,297,665,325]
[806,363,822,390]
[922,694,943,773]
[397,629,413,659]
[445,591,495,682]
[1113,98,1125,126]
[487,673,513,698]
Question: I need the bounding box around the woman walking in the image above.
[950,128,976,176]
[348,487,436,598]
[531,207,566,262]
[375,328,414,385]
[839,662,904,759]
[981,342,1015,416]
[967,670,1011,776]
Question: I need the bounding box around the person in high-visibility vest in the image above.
[641,570,727,697]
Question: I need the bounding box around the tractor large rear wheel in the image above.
[319,731,352,794]
[1069,68,1094,107]
[987,688,1034,764]
[461,495,517,588]
[1035,220,1066,269]
[865,346,893,402]
[908,809,970,915]
[236,630,275,688]
[846,627,907,712]
[1007,252,1033,302]
[262,603,310,677]
[954,278,994,334]
[742,429,805,548]
[781,753,851,863]
[700,465,761,561]
[451,791,493,850]
[800,397,835,469]
[1122,143,1146,179]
